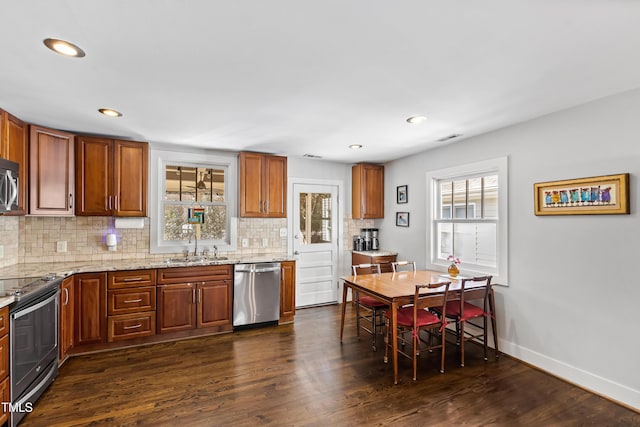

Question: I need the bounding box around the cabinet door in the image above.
[1,110,28,214]
[157,284,196,333]
[239,151,264,217]
[59,276,74,361]
[264,155,287,217]
[113,140,147,217]
[279,261,296,323]
[197,280,232,328]
[76,136,113,216]
[0,376,9,426]
[75,273,107,345]
[29,125,75,215]
[352,163,384,219]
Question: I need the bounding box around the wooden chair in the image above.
[433,276,498,366]
[383,281,451,380]
[352,263,386,351]
[391,261,417,272]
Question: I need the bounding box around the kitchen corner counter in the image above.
[352,250,398,257]
[0,255,296,280]
[0,295,15,309]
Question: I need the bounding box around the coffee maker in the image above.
[360,228,372,251]
[371,228,379,250]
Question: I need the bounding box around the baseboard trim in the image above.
[499,339,639,412]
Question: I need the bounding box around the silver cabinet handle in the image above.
[63,288,69,305]
[123,299,143,304]
[114,195,119,211]
[193,288,196,304]
[123,277,143,282]
[69,193,73,210]
[123,324,142,330]
[198,288,201,304]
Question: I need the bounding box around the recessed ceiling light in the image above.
[349,144,363,149]
[98,108,123,118]
[43,38,86,58]
[406,115,427,124]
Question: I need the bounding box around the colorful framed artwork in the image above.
[396,212,409,227]
[534,173,629,215]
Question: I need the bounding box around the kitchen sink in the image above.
[165,256,228,265]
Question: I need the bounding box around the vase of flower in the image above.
[447,255,461,278]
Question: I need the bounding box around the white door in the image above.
[293,183,339,307]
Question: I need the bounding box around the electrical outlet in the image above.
[262,238,269,247]
[241,238,249,248]
[0,245,4,258]
[56,241,67,253]
[279,228,287,237]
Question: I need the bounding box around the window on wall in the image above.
[427,157,508,282]
[150,149,237,254]
[163,165,227,242]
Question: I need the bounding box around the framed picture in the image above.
[397,185,408,204]
[396,212,409,227]
[533,173,629,216]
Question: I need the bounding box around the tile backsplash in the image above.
[0,216,288,266]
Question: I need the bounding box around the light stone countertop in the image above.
[0,255,295,281]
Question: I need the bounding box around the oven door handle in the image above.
[12,292,57,320]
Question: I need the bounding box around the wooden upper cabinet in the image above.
[29,125,75,215]
[239,151,287,218]
[352,163,384,219]
[113,140,148,217]
[76,136,148,217]
[1,109,28,214]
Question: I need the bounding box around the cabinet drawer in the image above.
[108,269,156,289]
[0,306,8,337]
[107,312,156,342]
[157,265,232,284]
[107,287,156,315]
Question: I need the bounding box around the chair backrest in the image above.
[352,263,381,276]
[458,275,493,318]
[414,281,451,320]
[391,261,416,272]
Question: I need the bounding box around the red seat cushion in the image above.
[435,301,485,321]
[358,295,388,308]
[391,306,442,327]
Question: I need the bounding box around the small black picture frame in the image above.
[396,212,409,227]
[397,185,408,204]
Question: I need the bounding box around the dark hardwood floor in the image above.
[21,304,639,426]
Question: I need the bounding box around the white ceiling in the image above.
[2,1,640,163]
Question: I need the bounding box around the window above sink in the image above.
[150,148,238,254]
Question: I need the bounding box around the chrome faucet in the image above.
[213,245,218,258]
[188,231,198,257]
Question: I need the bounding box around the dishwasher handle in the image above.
[235,264,281,274]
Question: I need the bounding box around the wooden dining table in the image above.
[340,269,497,384]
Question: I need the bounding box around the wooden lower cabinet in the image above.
[352,252,397,273]
[279,261,296,324]
[156,265,233,334]
[75,272,107,346]
[107,270,157,342]
[59,276,74,363]
[197,280,232,328]
[0,376,9,426]
[0,306,9,426]
[157,283,196,333]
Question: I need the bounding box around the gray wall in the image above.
[380,88,640,409]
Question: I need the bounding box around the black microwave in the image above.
[0,158,19,213]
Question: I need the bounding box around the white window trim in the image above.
[150,146,238,254]
[426,156,509,285]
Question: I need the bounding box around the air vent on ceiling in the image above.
[303,154,323,159]
[437,134,462,142]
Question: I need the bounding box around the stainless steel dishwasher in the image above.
[233,262,281,328]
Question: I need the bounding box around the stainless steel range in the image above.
[1,274,61,427]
